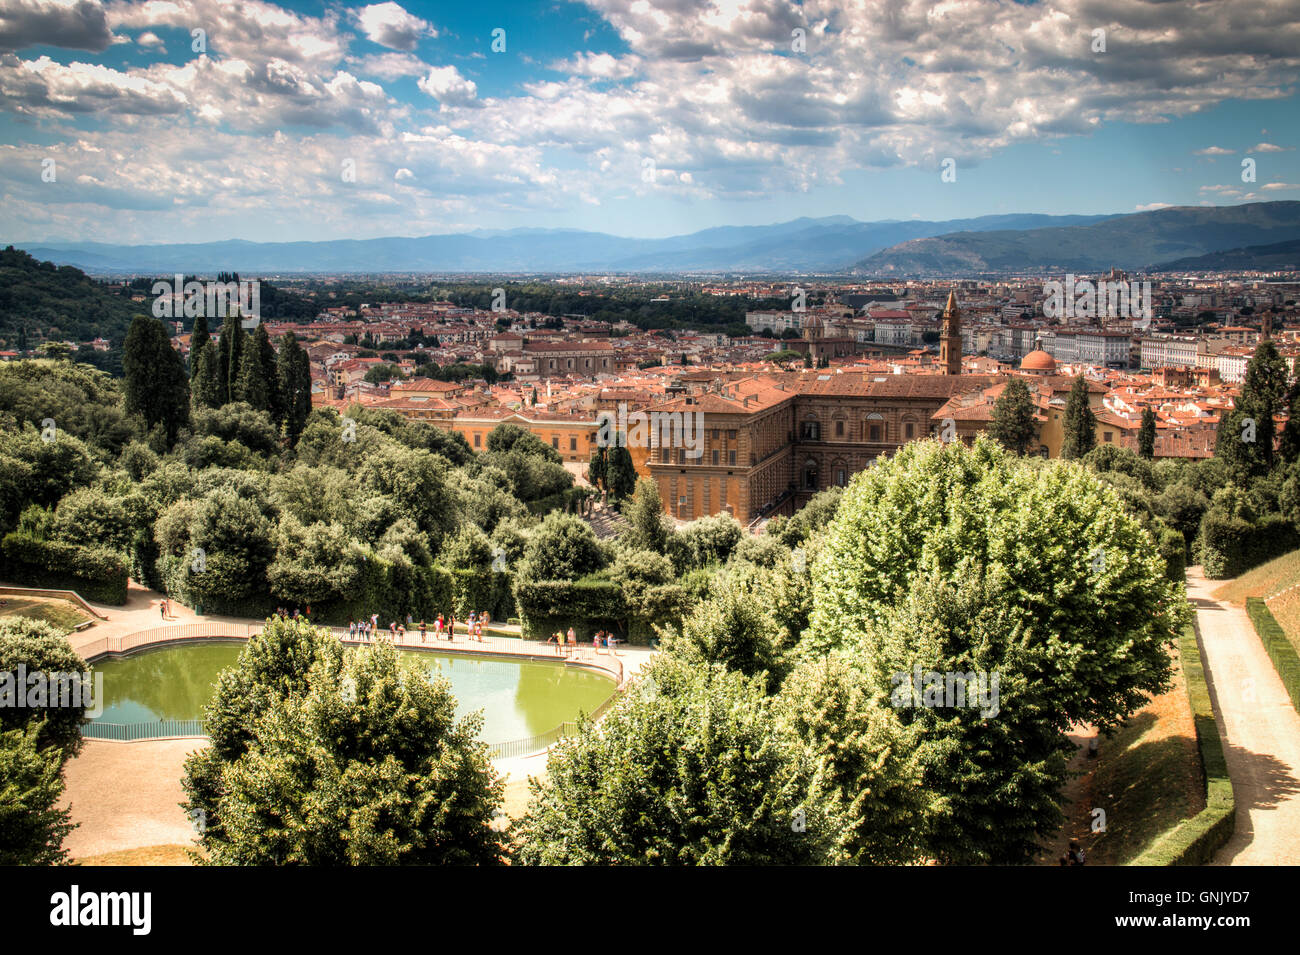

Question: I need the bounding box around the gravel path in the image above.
[1186,567,1300,865]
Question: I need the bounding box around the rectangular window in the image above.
[905,423,915,439]
[869,425,881,442]
[728,450,736,466]
[552,436,559,448]
[837,469,847,486]
[569,437,577,451]
[712,449,719,465]
[727,430,737,440]
[835,420,844,437]
[473,433,481,447]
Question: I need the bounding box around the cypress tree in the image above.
[192,341,220,409]
[1138,407,1157,459]
[989,376,1036,455]
[190,313,209,378]
[276,331,311,445]
[123,315,190,446]
[1061,375,1097,460]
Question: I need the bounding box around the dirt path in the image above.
[1186,567,1300,865]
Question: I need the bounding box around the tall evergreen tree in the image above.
[236,324,280,416]
[190,313,210,377]
[276,331,311,445]
[1280,383,1300,465]
[123,314,190,446]
[1216,339,1288,478]
[192,341,220,409]
[989,376,1036,455]
[17,325,27,352]
[1061,375,1097,460]
[1138,407,1157,459]
[624,477,670,552]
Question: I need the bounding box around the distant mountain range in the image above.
[10,202,1300,275]
[11,213,1116,275]
[1152,237,1300,272]
[849,202,1300,276]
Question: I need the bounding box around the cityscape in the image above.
[0,0,1297,926]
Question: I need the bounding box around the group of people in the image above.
[344,611,491,644]
[275,605,311,621]
[547,627,619,656]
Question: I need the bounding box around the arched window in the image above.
[803,458,819,490]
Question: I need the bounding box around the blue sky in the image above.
[1,0,1297,243]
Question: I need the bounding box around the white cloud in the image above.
[1261,182,1300,191]
[417,65,476,106]
[355,3,434,52]
[1194,146,1236,156]
[1135,202,1171,211]
[1250,142,1292,152]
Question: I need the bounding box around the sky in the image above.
[1,0,1298,244]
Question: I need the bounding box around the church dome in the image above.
[1021,349,1056,373]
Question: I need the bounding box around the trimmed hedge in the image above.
[0,532,129,605]
[1130,622,1235,866]
[514,576,626,642]
[1245,598,1300,715]
[1199,510,1300,579]
[449,568,515,620]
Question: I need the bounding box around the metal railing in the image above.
[81,719,205,741]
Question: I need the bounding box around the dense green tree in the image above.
[1139,407,1157,459]
[806,437,1188,862]
[183,620,503,864]
[0,617,90,760]
[515,656,834,865]
[485,423,562,464]
[266,517,365,607]
[989,376,1036,455]
[603,445,637,501]
[1217,340,1289,480]
[122,315,190,446]
[517,512,604,581]
[658,573,786,690]
[1060,374,1096,460]
[778,652,928,864]
[190,313,210,375]
[236,324,280,418]
[623,478,671,554]
[0,722,76,865]
[276,332,311,446]
[668,513,743,572]
[191,341,220,409]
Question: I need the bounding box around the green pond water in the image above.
[88,642,615,743]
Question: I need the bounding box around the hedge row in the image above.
[0,532,129,605]
[514,577,627,642]
[1245,598,1300,715]
[1130,622,1235,866]
[1199,510,1300,579]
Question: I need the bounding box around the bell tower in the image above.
[940,289,962,376]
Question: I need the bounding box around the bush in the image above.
[1198,508,1300,579]
[0,532,128,604]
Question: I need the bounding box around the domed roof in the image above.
[1021,349,1056,372]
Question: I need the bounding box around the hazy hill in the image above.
[14,213,1116,275]
[850,202,1300,276]
[1152,237,1300,272]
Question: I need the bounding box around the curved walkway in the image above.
[1185,567,1300,865]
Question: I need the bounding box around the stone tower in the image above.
[940,289,962,376]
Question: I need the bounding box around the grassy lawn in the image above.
[1053,640,1203,865]
[0,596,92,633]
[1211,548,1300,656]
